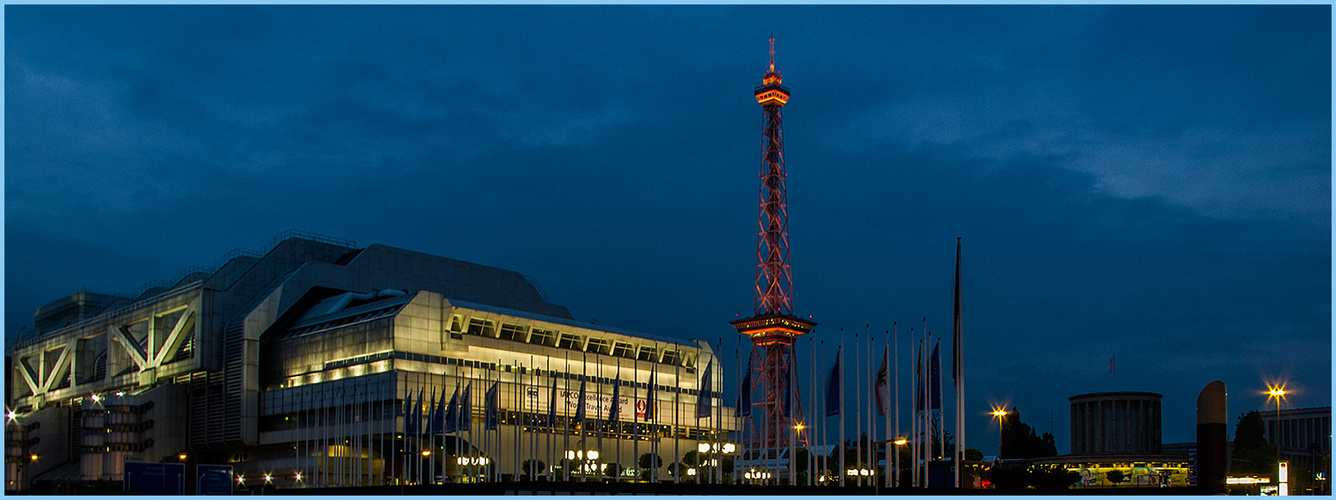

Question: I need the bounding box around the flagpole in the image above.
[674,349,680,484]
[893,323,899,489]
[911,331,918,487]
[839,328,845,488]
[954,238,964,488]
[812,338,822,486]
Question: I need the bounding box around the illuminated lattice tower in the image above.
[731,39,816,458]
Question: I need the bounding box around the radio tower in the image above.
[731,39,816,474]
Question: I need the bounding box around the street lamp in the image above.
[1267,383,1288,493]
[894,437,907,488]
[991,406,1008,460]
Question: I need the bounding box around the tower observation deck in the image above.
[731,40,816,473]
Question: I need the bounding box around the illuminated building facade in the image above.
[5,232,733,492]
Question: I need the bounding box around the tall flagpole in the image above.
[674,349,680,484]
[839,328,845,488]
[854,327,862,487]
[953,237,965,489]
[893,323,899,489]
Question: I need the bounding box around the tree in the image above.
[638,452,662,480]
[603,463,623,480]
[521,459,545,480]
[1233,410,1279,475]
[965,448,983,461]
[1000,407,1057,459]
[992,464,1079,492]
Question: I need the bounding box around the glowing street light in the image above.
[991,406,1009,459]
[1266,382,1289,494]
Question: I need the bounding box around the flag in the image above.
[546,377,558,426]
[431,387,447,435]
[825,349,841,417]
[915,341,924,413]
[410,388,424,435]
[953,238,962,386]
[644,370,656,421]
[609,377,621,423]
[403,389,416,435]
[485,381,499,430]
[930,342,942,410]
[426,388,438,435]
[736,357,752,418]
[875,347,890,416]
[1110,352,1115,374]
[444,385,460,433]
[460,383,472,432]
[575,379,587,426]
[695,360,713,418]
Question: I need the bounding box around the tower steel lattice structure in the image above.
[731,40,816,467]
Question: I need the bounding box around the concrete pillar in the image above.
[1196,380,1228,494]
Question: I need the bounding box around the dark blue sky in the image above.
[6,5,1331,455]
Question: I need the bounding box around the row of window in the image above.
[451,315,693,368]
[389,350,698,395]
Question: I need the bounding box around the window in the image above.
[586,338,611,355]
[498,323,528,342]
[612,342,635,359]
[661,350,679,366]
[448,315,465,333]
[466,318,496,337]
[529,328,556,347]
[637,346,657,362]
[558,333,584,350]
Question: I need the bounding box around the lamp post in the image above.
[894,438,907,488]
[991,407,1008,460]
[1267,383,1288,494]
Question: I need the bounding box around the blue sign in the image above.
[197,464,234,495]
[124,462,185,495]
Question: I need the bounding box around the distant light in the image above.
[29,454,38,462]
[178,453,187,461]
[237,475,245,484]
[793,422,805,431]
[687,468,697,476]
[587,450,599,460]
[263,474,272,483]
[115,391,125,397]
[90,394,101,403]
[894,438,908,446]
[722,443,736,454]
[699,443,711,453]
[294,472,302,482]
[422,450,431,457]
[6,410,16,421]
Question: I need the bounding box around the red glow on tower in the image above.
[732,39,816,459]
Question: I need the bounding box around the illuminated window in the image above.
[612,342,636,359]
[529,328,556,347]
[637,346,658,362]
[586,338,611,355]
[558,333,584,350]
[498,323,528,342]
[466,318,496,337]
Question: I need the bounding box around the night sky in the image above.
[5,5,1331,456]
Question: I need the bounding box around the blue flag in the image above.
[411,388,424,435]
[575,379,587,426]
[443,385,459,433]
[695,360,713,418]
[460,383,472,432]
[609,377,621,423]
[485,382,499,430]
[825,349,841,417]
[547,377,558,426]
[782,363,792,417]
[930,342,942,410]
[737,357,752,417]
[431,387,447,434]
[403,389,415,434]
[426,388,438,435]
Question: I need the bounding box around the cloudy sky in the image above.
[6,5,1330,455]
